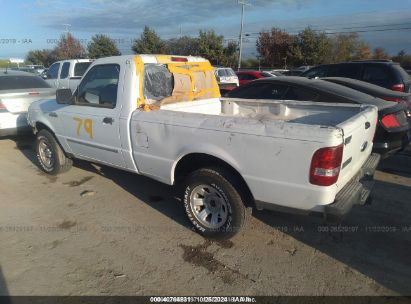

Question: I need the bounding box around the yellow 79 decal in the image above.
[73,117,93,139]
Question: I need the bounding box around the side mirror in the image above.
[56,89,74,105]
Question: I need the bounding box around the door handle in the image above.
[103,117,114,125]
[49,112,58,118]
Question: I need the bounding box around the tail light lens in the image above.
[171,57,188,62]
[310,144,344,186]
[0,101,6,112]
[381,114,401,129]
[392,84,405,92]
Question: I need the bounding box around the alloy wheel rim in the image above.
[190,184,229,229]
[38,138,54,169]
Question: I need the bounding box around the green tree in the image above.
[353,42,372,60]
[373,47,390,59]
[392,51,411,69]
[241,58,260,69]
[256,28,294,67]
[54,33,85,60]
[25,49,58,67]
[132,26,166,54]
[26,49,52,65]
[221,41,238,67]
[87,34,121,59]
[197,30,225,65]
[165,36,199,56]
[326,33,361,63]
[292,27,331,65]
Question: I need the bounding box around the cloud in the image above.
[42,0,310,34]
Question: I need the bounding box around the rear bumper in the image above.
[324,153,380,221]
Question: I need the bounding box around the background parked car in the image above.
[323,77,411,116]
[0,69,55,136]
[236,71,273,86]
[43,59,93,92]
[284,65,313,76]
[301,60,411,93]
[226,76,411,158]
[213,67,239,94]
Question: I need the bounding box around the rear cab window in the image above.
[141,61,219,107]
[74,62,92,77]
[60,62,70,79]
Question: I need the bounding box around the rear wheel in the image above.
[183,167,246,239]
[36,129,72,175]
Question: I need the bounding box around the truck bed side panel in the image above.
[130,110,344,210]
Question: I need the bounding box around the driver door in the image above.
[58,63,126,168]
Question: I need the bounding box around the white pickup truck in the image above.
[43,59,93,93]
[27,55,380,239]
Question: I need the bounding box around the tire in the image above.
[36,129,72,175]
[183,167,246,239]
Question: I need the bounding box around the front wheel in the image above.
[36,129,72,175]
[183,167,246,239]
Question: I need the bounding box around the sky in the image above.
[0,0,411,60]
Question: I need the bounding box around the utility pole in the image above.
[62,23,72,34]
[237,0,251,71]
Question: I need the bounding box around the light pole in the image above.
[237,0,251,71]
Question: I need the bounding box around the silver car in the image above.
[0,70,55,136]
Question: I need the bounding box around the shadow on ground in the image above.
[0,267,10,300]
[10,136,411,295]
[10,135,192,230]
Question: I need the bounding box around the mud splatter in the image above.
[180,240,247,285]
[57,220,77,230]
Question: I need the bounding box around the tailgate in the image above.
[336,105,378,189]
[0,89,55,114]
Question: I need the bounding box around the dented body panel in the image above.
[27,55,379,213]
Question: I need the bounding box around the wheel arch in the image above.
[173,153,255,206]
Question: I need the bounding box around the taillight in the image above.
[392,84,405,92]
[383,97,402,102]
[310,144,344,186]
[381,114,401,129]
[171,57,188,62]
[0,101,6,112]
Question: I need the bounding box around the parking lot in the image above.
[0,136,410,296]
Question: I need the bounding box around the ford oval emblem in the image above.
[361,141,368,152]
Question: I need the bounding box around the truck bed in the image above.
[162,98,369,127]
[131,98,377,211]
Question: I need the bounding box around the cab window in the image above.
[76,64,120,108]
[47,63,60,79]
[60,62,70,79]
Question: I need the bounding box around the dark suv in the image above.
[301,60,411,93]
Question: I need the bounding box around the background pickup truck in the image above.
[43,59,93,93]
[27,55,380,239]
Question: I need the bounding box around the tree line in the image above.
[24,25,411,70]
